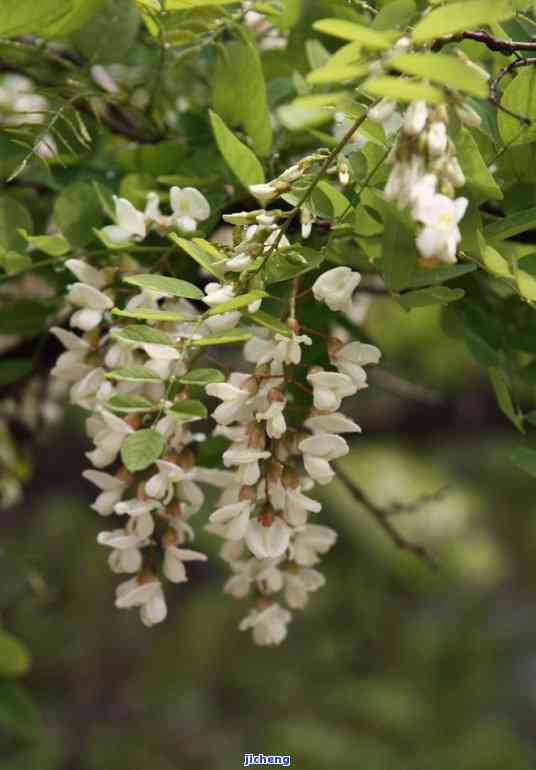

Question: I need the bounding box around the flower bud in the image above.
[124,414,142,430]
[161,527,178,547]
[258,508,274,527]
[239,485,258,503]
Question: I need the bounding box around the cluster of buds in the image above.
[380,100,469,265]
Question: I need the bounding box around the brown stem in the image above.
[336,466,438,571]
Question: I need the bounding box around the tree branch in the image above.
[336,466,439,570]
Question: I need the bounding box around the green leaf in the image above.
[106,366,162,383]
[166,0,241,9]
[204,290,267,316]
[263,246,325,285]
[390,54,489,98]
[106,394,158,413]
[412,0,514,43]
[313,19,392,49]
[489,367,524,431]
[0,197,33,253]
[0,358,33,386]
[0,301,54,337]
[169,234,225,278]
[112,307,188,322]
[167,399,208,422]
[454,128,502,202]
[399,286,465,309]
[0,0,71,35]
[484,207,536,240]
[0,681,41,743]
[123,273,204,300]
[246,310,291,337]
[511,446,536,477]
[277,92,349,131]
[498,66,536,146]
[363,77,444,104]
[209,111,265,189]
[0,631,31,677]
[178,368,225,385]
[235,37,273,157]
[54,182,104,248]
[111,325,174,346]
[0,250,32,276]
[306,41,367,85]
[372,0,416,30]
[121,428,165,472]
[379,202,418,291]
[18,230,70,256]
[47,0,105,37]
[191,328,253,346]
[406,263,477,288]
[71,0,140,64]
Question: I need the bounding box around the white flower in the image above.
[291,524,338,566]
[85,409,133,468]
[307,370,357,412]
[145,460,186,502]
[50,327,91,383]
[273,332,312,366]
[97,529,144,574]
[427,122,448,156]
[101,196,146,245]
[284,487,321,527]
[249,182,278,207]
[207,500,252,541]
[299,434,349,485]
[239,602,292,646]
[246,516,291,559]
[283,567,325,609]
[205,311,241,333]
[163,546,207,583]
[403,100,428,135]
[67,283,113,331]
[331,341,381,388]
[140,586,167,627]
[368,98,397,125]
[206,374,254,425]
[305,412,361,435]
[203,282,235,307]
[65,259,107,289]
[115,577,168,627]
[256,400,286,439]
[144,192,165,225]
[70,367,111,410]
[223,447,271,485]
[312,267,361,313]
[83,469,128,515]
[170,186,210,233]
[415,194,468,264]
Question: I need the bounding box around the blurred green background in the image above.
[2,300,536,770]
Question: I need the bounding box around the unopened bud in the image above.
[287,318,300,334]
[124,414,142,430]
[327,337,344,360]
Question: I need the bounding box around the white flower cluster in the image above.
[101,186,211,246]
[375,100,469,265]
[49,252,242,628]
[204,266,380,645]
[0,74,56,159]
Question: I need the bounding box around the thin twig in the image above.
[336,466,438,570]
[370,368,444,406]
